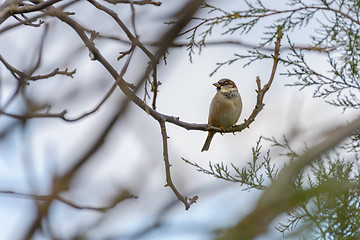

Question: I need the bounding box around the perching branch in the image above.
[145,27,281,207]
[19,1,205,237]
[218,113,360,240]
[210,25,283,133]
[1,26,283,138]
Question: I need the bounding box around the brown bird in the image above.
[201,78,242,151]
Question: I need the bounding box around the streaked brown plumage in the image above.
[201,78,242,151]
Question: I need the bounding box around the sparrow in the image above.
[201,78,242,152]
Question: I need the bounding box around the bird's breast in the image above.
[208,92,242,128]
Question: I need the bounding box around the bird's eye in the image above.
[222,80,230,86]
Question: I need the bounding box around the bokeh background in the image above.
[0,0,358,239]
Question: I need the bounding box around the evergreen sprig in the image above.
[184,136,360,239]
[181,0,360,111]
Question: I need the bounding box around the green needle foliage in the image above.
[179,0,360,238]
[182,0,360,109]
[184,137,360,239]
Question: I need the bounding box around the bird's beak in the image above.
[213,82,221,88]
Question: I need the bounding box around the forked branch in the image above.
[159,120,198,210]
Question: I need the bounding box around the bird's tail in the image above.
[201,132,215,152]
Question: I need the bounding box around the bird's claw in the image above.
[219,126,226,135]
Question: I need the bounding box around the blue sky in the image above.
[0,0,358,239]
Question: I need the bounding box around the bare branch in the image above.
[228,26,283,131]
[159,119,198,210]
[219,115,360,240]
[22,0,204,237]
[151,62,159,110]
[0,55,76,81]
[87,0,154,60]
[0,110,67,120]
[0,1,78,34]
[104,0,161,6]
[0,190,136,212]
[12,13,44,27]
[0,0,64,25]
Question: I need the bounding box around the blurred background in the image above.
[0,0,358,239]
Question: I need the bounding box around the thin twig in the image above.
[104,0,161,6]
[0,55,76,81]
[151,62,159,110]
[28,22,49,76]
[218,115,360,240]
[0,190,135,212]
[70,31,333,53]
[1,27,281,132]
[159,119,198,210]
[22,1,204,237]
[0,0,78,33]
[65,47,135,122]
[1,23,283,137]
[228,26,283,131]
[87,0,154,60]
